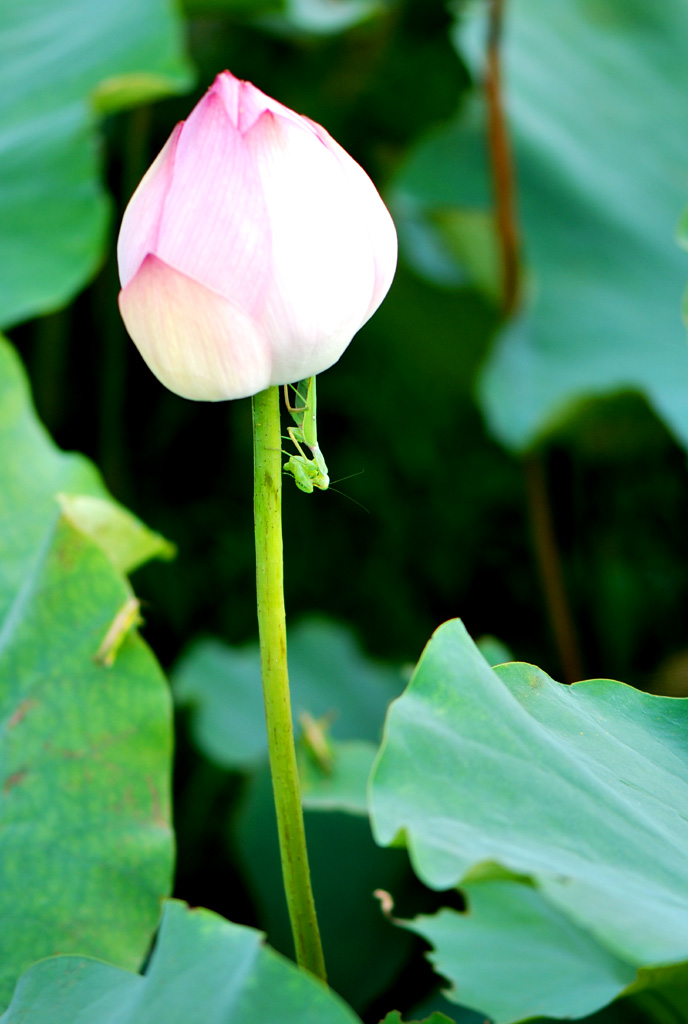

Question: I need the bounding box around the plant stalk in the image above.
[524,454,583,684]
[251,385,326,981]
[485,0,521,317]
[484,0,583,681]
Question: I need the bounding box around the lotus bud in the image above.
[117,70,398,401]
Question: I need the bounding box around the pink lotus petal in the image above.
[212,72,268,134]
[211,71,243,126]
[119,254,271,401]
[117,124,182,288]
[213,70,313,136]
[155,90,271,315]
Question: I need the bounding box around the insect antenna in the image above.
[327,484,369,513]
[328,469,365,487]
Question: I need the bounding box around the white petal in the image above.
[246,112,388,381]
[118,255,272,401]
[312,125,398,321]
[277,113,398,320]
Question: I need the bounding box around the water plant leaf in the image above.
[0,513,173,1009]
[0,336,171,618]
[396,0,688,452]
[380,1012,456,1024]
[258,0,383,36]
[0,336,175,1007]
[0,900,361,1023]
[477,0,688,450]
[370,618,688,1020]
[0,0,193,327]
[405,881,635,1023]
[57,493,175,574]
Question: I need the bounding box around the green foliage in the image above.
[0,513,174,1008]
[0,336,104,616]
[6,0,688,1020]
[397,0,688,452]
[0,0,193,328]
[407,883,634,1023]
[57,492,175,575]
[172,617,405,769]
[0,900,361,1023]
[380,1012,456,1024]
[259,0,385,36]
[0,336,174,1007]
[181,0,282,15]
[0,336,170,612]
[370,619,688,1020]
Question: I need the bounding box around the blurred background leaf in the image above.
[0,0,193,328]
[398,0,688,452]
[172,617,405,769]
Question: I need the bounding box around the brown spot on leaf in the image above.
[8,699,38,728]
[146,774,169,829]
[3,770,28,794]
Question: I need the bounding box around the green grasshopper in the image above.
[283,376,330,493]
[298,711,335,775]
[94,596,142,667]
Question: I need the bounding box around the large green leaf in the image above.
[370,619,688,1020]
[396,0,688,451]
[0,336,175,1006]
[0,899,361,1023]
[172,617,405,770]
[0,336,170,617]
[0,0,193,328]
[0,511,173,1008]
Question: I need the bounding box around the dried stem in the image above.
[484,0,583,682]
[485,0,521,316]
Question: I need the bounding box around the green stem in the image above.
[252,386,327,982]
